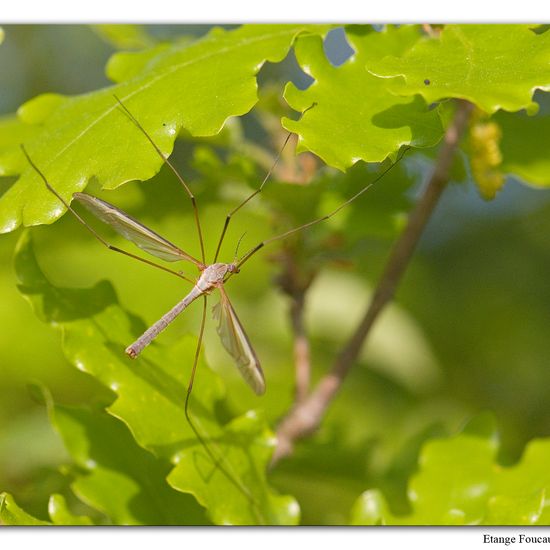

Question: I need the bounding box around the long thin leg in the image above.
[21,145,194,284]
[184,295,208,415]
[114,95,206,265]
[236,147,411,270]
[184,295,262,519]
[213,132,293,263]
[213,102,317,263]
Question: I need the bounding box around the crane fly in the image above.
[20,96,407,509]
[69,191,266,395]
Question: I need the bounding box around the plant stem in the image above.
[275,249,315,404]
[290,290,311,404]
[272,99,474,464]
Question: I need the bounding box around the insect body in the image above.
[125,259,265,395]
[57,189,265,395]
[20,96,406,510]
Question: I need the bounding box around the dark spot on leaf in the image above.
[424,79,431,86]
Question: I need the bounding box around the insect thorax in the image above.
[196,263,236,292]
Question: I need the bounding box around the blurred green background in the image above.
[2,25,550,524]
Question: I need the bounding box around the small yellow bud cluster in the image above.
[468,110,505,200]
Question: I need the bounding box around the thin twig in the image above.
[290,292,311,404]
[275,249,315,404]
[422,24,439,37]
[271,99,474,464]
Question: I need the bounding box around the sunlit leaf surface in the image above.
[0,493,51,525]
[14,231,299,525]
[47,494,94,526]
[350,415,550,525]
[0,24,326,233]
[283,26,443,170]
[369,25,550,115]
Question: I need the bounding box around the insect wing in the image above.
[212,288,265,395]
[73,192,201,266]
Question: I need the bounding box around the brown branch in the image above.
[275,249,315,404]
[422,24,440,38]
[272,99,474,464]
[290,291,311,404]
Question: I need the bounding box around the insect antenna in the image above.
[233,232,247,264]
[213,102,317,263]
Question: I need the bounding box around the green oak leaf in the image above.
[497,109,550,187]
[491,438,550,524]
[14,231,299,525]
[406,420,498,525]
[0,492,94,526]
[17,93,66,125]
[484,492,545,526]
[91,24,156,51]
[349,489,391,526]
[168,410,299,525]
[0,24,326,233]
[106,43,173,83]
[368,25,550,115]
[0,114,40,176]
[349,415,550,525]
[42,388,207,525]
[47,494,94,526]
[283,25,443,171]
[0,493,51,525]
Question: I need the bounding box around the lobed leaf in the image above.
[0,491,94,526]
[0,114,40,176]
[349,414,550,525]
[283,25,443,171]
[0,493,51,525]
[91,24,156,51]
[368,25,550,115]
[47,494,94,526]
[168,410,299,525]
[106,43,173,83]
[14,231,299,525]
[497,109,550,187]
[42,388,207,525]
[0,24,326,234]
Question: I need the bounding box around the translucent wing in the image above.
[212,287,265,395]
[73,192,202,266]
